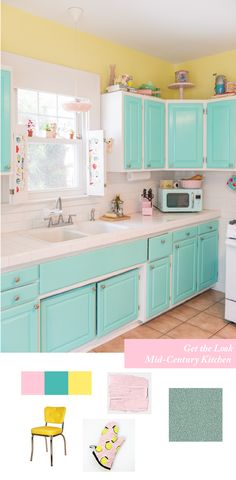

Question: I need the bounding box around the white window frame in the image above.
[15,88,89,201]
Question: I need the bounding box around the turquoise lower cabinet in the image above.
[168,103,203,168]
[1,301,38,352]
[1,69,11,172]
[144,100,165,169]
[207,100,236,168]
[124,95,142,169]
[172,236,198,304]
[147,257,170,319]
[41,284,96,352]
[198,231,218,291]
[97,269,139,337]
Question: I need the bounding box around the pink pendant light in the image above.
[63,6,92,113]
[63,99,92,112]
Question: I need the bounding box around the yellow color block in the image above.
[68,371,92,395]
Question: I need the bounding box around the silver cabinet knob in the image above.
[14,295,20,301]
[15,277,20,283]
[161,239,166,244]
[101,285,106,289]
[150,265,155,270]
[92,286,96,292]
[209,226,213,230]
[186,232,190,236]
[34,304,40,310]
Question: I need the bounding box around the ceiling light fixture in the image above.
[63,6,92,113]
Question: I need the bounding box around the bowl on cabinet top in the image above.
[180,179,203,189]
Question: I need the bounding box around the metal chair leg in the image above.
[45,437,48,452]
[50,437,53,466]
[30,435,34,461]
[61,434,67,455]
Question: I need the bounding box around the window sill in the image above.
[26,136,81,144]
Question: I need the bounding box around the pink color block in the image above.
[21,371,44,395]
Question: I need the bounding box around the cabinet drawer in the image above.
[173,226,198,243]
[1,282,39,310]
[198,221,218,235]
[1,265,39,292]
[149,233,172,261]
[40,239,147,295]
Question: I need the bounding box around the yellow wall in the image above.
[2,4,236,100]
[175,49,236,99]
[1,4,173,97]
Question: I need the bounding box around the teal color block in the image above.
[44,371,68,395]
[169,388,223,442]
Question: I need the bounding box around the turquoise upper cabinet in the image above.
[147,257,170,319]
[1,69,11,172]
[97,269,139,337]
[144,100,165,169]
[124,95,142,169]
[172,236,197,304]
[168,103,203,168]
[41,284,96,352]
[207,100,236,169]
[1,301,38,352]
[198,231,218,291]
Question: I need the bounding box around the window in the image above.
[17,89,85,195]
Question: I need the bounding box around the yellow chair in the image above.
[30,407,67,466]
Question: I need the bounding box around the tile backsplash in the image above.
[2,171,235,292]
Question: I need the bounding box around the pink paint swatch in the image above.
[108,374,149,412]
[21,371,44,395]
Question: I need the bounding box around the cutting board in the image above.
[100,215,131,222]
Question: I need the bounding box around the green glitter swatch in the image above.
[169,388,223,442]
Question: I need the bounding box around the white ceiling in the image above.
[4,0,236,62]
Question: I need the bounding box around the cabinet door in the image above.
[144,100,165,169]
[198,231,218,291]
[41,284,96,352]
[124,96,142,169]
[97,269,139,337]
[207,100,236,168]
[172,237,197,304]
[1,69,11,172]
[147,257,170,319]
[168,103,203,168]
[1,301,38,352]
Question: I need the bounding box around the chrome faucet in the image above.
[55,196,62,211]
[44,196,77,227]
[90,208,95,221]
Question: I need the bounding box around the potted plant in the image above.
[44,123,57,138]
[69,129,75,140]
[27,119,35,137]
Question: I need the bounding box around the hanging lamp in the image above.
[63,6,92,113]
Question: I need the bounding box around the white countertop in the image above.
[1,210,220,271]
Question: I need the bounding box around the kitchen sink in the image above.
[75,221,129,235]
[27,227,88,243]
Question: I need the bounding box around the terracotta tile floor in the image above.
[90,289,236,353]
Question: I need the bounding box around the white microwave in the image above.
[155,188,203,212]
